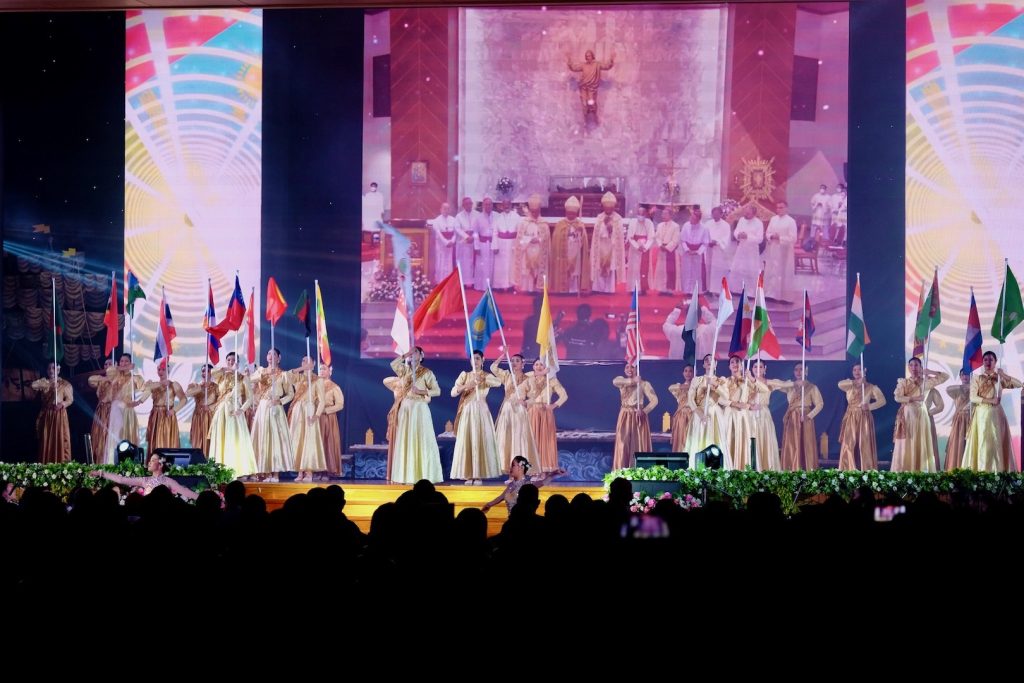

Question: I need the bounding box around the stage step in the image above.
[243,482,606,536]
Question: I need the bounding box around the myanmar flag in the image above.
[315,281,331,366]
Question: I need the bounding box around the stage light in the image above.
[693,444,723,470]
[116,440,143,464]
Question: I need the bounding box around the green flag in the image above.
[126,270,147,317]
[292,289,310,337]
[992,263,1024,343]
[913,271,941,343]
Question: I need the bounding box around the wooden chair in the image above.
[794,241,819,274]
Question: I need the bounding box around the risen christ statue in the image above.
[567,49,615,125]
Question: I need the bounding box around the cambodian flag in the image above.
[796,291,815,350]
[963,288,983,372]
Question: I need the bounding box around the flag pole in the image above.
[635,280,641,452]
[709,279,741,411]
[315,279,322,374]
[857,272,865,405]
[204,278,211,407]
[111,271,117,369]
[801,288,806,420]
[455,263,478,399]
[1001,258,1008,373]
[128,274,136,402]
[52,277,59,407]
[234,322,239,414]
[487,278,520,399]
[306,333,313,410]
[745,272,760,379]
[860,352,866,406]
[635,280,641,413]
[250,285,256,366]
[544,275,551,406]
[705,326,719,418]
[401,267,419,387]
[923,268,935,373]
[969,286,974,426]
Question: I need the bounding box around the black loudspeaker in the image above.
[635,452,689,470]
[372,54,391,117]
[791,55,819,122]
[154,448,206,468]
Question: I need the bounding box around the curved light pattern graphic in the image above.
[125,9,262,444]
[906,0,1023,464]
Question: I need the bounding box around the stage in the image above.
[242,481,605,536]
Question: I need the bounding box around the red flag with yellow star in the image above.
[413,268,462,337]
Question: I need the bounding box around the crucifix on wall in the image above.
[658,140,683,205]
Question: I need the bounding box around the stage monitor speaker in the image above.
[635,452,688,470]
[154,448,206,468]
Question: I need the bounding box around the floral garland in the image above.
[623,490,702,514]
[0,461,235,500]
[604,467,1024,514]
[365,264,433,304]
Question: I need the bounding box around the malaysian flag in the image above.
[625,284,643,364]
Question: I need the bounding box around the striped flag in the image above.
[963,288,983,371]
[315,280,331,366]
[847,274,870,358]
[203,282,221,364]
[747,271,781,359]
[796,291,815,350]
[208,275,246,338]
[153,290,177,362]
[625,284,643,365]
